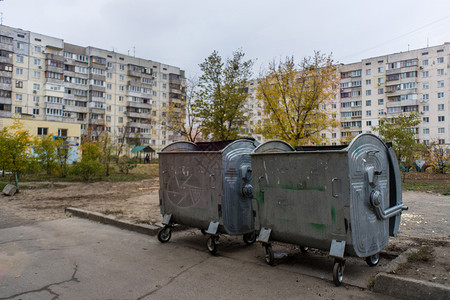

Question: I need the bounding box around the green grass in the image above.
[403,182,449,195]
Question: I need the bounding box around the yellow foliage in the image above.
[256,52,339,146]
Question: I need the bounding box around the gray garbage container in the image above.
[158,138,259,254]
[251,133,407,285]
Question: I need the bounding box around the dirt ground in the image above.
[1,180,449,287]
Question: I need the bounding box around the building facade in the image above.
[247,43,449,147]
[0,25,186,153]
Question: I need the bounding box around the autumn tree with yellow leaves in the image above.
[256,52,339,146]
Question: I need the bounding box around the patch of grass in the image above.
[407,247,433,263]
[402,182,449,195]
[0,182,8,190]
[102,209,124,215]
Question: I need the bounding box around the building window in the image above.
[15,107,22,114]
[16,68,23,75]
[423,82,429,89]
[422,117,429,123]
[119,64,124,70]
[33,96,39,103]
[107,83,112,89]
[119,75,124,81]
[366,100,371,106]
[423,128,429,134]
[423,105,429,112]
[378,88,383,94]
[119,96,123,102]
[437,81,444,88]
[15,81,23,88]
[15,94,22,101]
[57,129,68,137]
[437,92,444,99]
[37,127,48,136]
[366,90,371,96]
[119,86,124,91]
[378,109,384,116]
[438,139,445,145]
[16,55,24,63]
[438,116,445,122]
[437,57,444,64]
[118,117,123,123]
[438,104,444,111]
[163,92,167,98]
[366,69,371,75]
[163,74,167,80]
[438,128,445,134]
[378,99,384,105]
[33,83,40,90]
[34,59,41,66]
[119,106,123,112]
[423,140,429,145]
[422,71,429,77]
[366,121,372,126]
[106,116,111,122]
[366,110,371,116]
[33,108,39,115]
[378,67,383,73]
[437,69,444,76]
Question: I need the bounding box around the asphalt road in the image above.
[0,218,394,300]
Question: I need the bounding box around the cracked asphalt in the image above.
[0,218,394,299]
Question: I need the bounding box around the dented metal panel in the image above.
[251,134,406,258]
[159,138,259,235]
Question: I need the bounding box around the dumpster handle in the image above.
[370,190,408,220]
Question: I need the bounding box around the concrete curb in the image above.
[65,207,160,236]
[373,273,450,300]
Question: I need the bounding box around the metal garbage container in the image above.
[251,133,407,285]
[158,138,259,254]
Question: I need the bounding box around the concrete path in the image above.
[0,218,392,300]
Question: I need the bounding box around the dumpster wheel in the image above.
[243,232,256,245]
[207,236,219,255]
[333,259,345,286]
[264,244,275,266]
[157,227,172,243]
[365,253,380,267]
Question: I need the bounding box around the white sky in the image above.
[2,0,449,78]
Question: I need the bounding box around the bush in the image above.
[70,159,104,181]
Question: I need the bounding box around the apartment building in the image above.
[247,43,449,147]
[0,24,186,153]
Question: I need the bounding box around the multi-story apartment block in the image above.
[0,24,186,155]
[247,43,449,148]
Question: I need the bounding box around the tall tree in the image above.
[195,49,253,141]
[373,113,422,164]
[163,76,201,142]
[256,52,339,146]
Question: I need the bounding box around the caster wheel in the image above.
[365,253,380,267]
[333,260,345,286]
[243,232,256,245]
[200,229,207,235]
[300,246,309,253]
[264,245,274,266]
[157,227,171,243]
[207,236,219,255]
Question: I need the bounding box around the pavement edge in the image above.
[65,207,160,236]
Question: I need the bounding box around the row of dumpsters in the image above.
[157,134,407,286]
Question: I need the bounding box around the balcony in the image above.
[0,83,11,91]
[46,65,63,73]
[0,71,12,78]
[126,121,151,129]
[46,77,64,85]
[0,97,11,105]
[0,56,13,64]
[126,101,152,109]
[45,102,63,110]
[46,53,64,62]
[0,110,11,117]
[89,85,105,92]
[126,111,151,119]
[45,115,63,122]
[90,96,105,103]
[64,105,88,113]
[89,107,105,115]
[386,88,417,97]
[0,43,13,52]
[386,99,419,108]
[89,119,105,126]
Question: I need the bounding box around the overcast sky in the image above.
[2,0,449,78]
